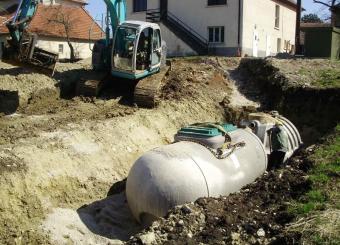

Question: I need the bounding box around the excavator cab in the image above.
[111,21,164,80]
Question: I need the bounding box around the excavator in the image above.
[2,0,59,75]
[80,0,169,107]
[3,0,169,107]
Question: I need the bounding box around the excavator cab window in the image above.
[136,27,152,71]
[113,26,137,71]
[151,29,161,66]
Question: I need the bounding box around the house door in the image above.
[160,0,168,15]
[266,35,271,56]
[253,28,259,57]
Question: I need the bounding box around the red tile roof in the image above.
[0,4,104,41]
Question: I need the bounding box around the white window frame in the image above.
[208,26,225,44]
[275,5,280,29]
[58,44,64,54]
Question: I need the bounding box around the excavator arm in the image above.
[103,0,126,30]
[102,0,126,48]
[3,0,58,75]
[6,0,38,47]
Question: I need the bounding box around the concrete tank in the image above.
[126,128,267,223]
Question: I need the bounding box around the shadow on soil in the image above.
[54,69,137,106]
[0,90,19,115]
[77,180,142,241]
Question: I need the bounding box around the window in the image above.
[277,38,281,53]
[208,26,225,43]
[133,0,147,12]
[151,29,162,66]
[208,0,227,6]
[58,44,64,54]
[275,5,280,29]
[113,26,137,71]
[152,29,161,50]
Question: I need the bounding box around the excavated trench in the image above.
[0,57,338,244]
[237,58,340,145]
[126,59,340,244]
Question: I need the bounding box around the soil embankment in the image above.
[0,58,242,244]
[238,58,340,144]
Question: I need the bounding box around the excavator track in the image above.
[76,72,107,97]
[134,65,171,108]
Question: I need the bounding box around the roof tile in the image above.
[0,4,104,41]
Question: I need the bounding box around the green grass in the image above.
[312,69,340,88]
[299,124,339,214]
[287,124,340,243]
[311,234,340,245]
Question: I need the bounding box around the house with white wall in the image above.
[126,0,297,57]
[0,0,104,60]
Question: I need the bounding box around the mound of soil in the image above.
[128,151,311,245]
[0,57,241,244]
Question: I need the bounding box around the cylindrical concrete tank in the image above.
[126,129,267,223]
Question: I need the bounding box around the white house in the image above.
[0,0,104,60]
[126,0,297,57]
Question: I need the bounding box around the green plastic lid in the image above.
[177,123,237,138]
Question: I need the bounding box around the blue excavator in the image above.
[80,0,169,107]
[3,0,59,75]
[5,0,168,107]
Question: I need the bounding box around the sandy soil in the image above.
[0,57,256,244]
[2,57,335,244]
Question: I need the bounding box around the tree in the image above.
[313,0,339,9]
[313,0,340,24]
[48,5,77,62]
[302,13,323,22]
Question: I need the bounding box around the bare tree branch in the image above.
[313,0,339,8]
[47,6,76,62]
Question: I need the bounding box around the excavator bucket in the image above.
[3,31,58,76]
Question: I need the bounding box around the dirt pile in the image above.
[0,65,57,114]
[162,58,233,101]
[0,57,243,244]
[0,61,92,115]
[128,150,311,245]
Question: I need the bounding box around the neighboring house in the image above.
[126,0,297,57]
[0,0,104,60]
[300,23,340,60]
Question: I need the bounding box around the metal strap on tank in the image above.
[180,137,246,160]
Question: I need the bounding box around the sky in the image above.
[85,0,334,24]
